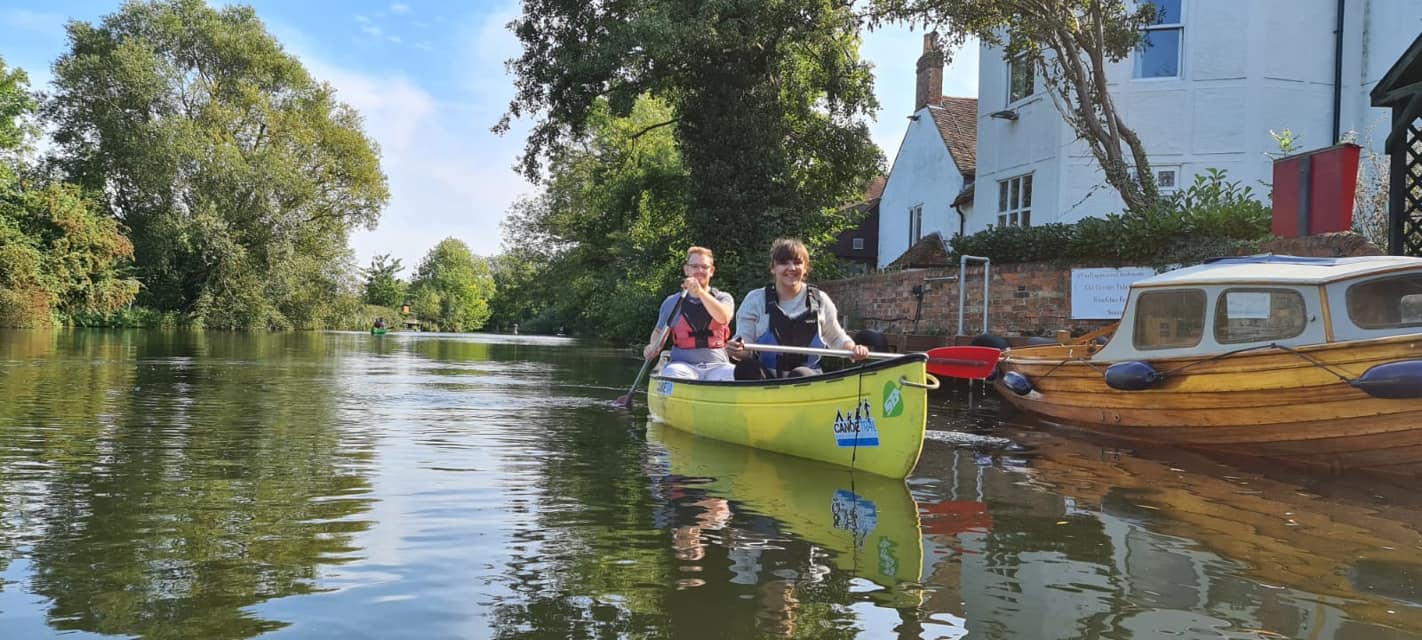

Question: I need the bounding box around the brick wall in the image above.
[816,232,1381,341]
[817,262,1112,339]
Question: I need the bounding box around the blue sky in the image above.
[0,1,976,271]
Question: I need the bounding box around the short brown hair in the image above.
[687,246,714,264]
[769,238,810,272]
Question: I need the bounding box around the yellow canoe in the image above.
[648,354,934,479]
[647,421,925,599]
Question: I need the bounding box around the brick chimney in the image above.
[915,32,944,111]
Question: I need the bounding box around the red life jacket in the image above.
[671,291,729,349]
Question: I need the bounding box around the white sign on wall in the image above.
[1071,267,1156,319]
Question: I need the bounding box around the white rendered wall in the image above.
[969,0,1422,238]
[878,106,970,268]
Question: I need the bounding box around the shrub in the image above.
[949,168,1272,267]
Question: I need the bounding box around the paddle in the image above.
[738,343,1000,380]
[613,290,688,408]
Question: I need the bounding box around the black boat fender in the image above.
[1352,360,1422,399]
[1001,370,1033,395]
[1104,361,1162,391]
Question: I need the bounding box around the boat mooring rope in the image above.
[851,365,864,472]
[1023,342,1358,385]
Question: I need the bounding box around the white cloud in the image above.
[293,10,534,267]
[390,3,412,15]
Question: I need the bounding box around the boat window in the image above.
[1346,274,1422,329]
[1133,289,1206,350]
[1213,288,1307,343]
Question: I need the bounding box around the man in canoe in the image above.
[727,237,869,379]
[642,246,737,380]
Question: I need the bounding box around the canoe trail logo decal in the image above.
[882,381,903,418]
[657,380,674,395]
[878,536,899,577]
[831,489,878,540]
[833,398,879,447]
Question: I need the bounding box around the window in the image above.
[1214,288,1307,343]
[1135,0,1182,78]
[996,174,1033,228]
[1008,54,1035,103]
[852,237,865,251]
[1129,165,1180,193]
[1346,274,1422,328]
[1134,289,1206,349]
[909,205,923,245]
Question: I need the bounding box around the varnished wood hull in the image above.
[996,335,1422,475]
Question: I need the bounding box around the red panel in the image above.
[1272,156,1302,238]
[1308,144,1360,234]
[1270,143,1361,238]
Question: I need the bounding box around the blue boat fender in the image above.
[1352,360,1422,399]
[1001,371,1033,395]
[1104,361,1162,391]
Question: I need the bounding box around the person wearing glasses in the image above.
[727,237,868,379]
[643,246,737,380]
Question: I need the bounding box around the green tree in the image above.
[408,238,494,332]
[498,0,882,288]
[361,253,406,307]
[0,57,138,327]
[44,0,389,329]
[870,0,1162,212]
[492,97,692,341]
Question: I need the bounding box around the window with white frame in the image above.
[1008,54,1035,103]
[908,205,923,245]
[852,237,865,251]
[1135,0,1182,78]
[997,174,1033,228]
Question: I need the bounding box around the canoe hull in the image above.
[648,355,930,479]
[997,335,1422,475]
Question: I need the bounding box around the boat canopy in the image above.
[1134,254,1422,288]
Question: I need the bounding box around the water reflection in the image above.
[3,330,1422,639]
[0,330,376,638]
[912,408,1422,639]
[647,422,926,638]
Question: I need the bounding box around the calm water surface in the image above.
[1,329,1421,639]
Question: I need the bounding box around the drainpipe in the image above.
[953,204,966,239]
[1332,0,1345,143]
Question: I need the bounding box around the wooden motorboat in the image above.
[996,254,1422,476]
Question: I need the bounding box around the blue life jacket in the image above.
[755,285,825,373]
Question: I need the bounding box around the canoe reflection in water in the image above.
[646,421,926,632]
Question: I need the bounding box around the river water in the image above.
[0,330,1420,639]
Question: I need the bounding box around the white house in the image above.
[878,34,978,269]
[970,0,1422,236]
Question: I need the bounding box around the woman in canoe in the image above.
[727,238,869,379]
[642,246,737,380]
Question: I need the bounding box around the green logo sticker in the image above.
[882,381,903,418]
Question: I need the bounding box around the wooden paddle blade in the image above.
[924,346,1000,379]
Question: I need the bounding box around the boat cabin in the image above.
[1091,255,1422,361]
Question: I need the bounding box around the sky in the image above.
[0,1,977,271]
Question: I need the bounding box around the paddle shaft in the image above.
[738,342,997,371]
[614,291,687,407]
